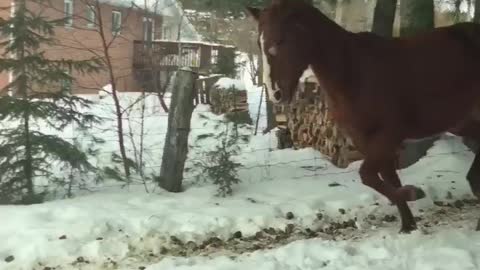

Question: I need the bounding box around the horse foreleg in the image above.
[380,160,417,233]
[359,157,424,204]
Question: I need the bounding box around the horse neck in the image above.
[302,12,353,96]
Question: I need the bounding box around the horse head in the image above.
[247,0,316,105]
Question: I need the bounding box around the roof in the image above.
[97,0,202,41]
[153,39,236,48]
[97,0,185,18]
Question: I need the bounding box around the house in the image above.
[0,0,235,95]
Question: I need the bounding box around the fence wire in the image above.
[26,95,475,195]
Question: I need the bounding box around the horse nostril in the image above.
[273,91,282,101]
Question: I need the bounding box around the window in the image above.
[86,5,95,28]
[211,48,219,64]
[162,25,172,40]
[143,17,154,42]
[112,11,122,35]
[64,0,73,27]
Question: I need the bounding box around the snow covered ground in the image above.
[1,130,479,270]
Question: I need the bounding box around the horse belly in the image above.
[404,100,474,140]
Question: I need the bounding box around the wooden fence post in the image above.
[158,68,196,192]
[205,80,211,104]
[194,81,199,106]
[200,82,206,104]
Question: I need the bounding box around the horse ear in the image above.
[246,6,261,21]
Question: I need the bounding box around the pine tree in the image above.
[0,0,102,204]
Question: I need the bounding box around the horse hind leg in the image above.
[467,151,480,196]
[465,152,480,231]
[452,120,480,230]
[452,121,480,198]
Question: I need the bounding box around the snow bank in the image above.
[214,77,246,91]
[149,229,480,270]
[0,131,476,269]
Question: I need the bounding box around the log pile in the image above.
[274,70,363,168]
[210,78,252,125]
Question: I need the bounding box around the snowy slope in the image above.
[0,125,478,270]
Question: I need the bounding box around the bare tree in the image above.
[40,0,138,180]
[372,0,398,37]
[34,0,192,186]
[90,1,133,179]
[135,0,174,113]
[475,0,480,23]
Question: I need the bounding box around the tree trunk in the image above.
[95,1,131,178]
[264,89,277,134]
[159,69,196,192]
[372,0,398,37]
[453,0,462,23]
[400,0,434,37]
[18,0,34,197]
[475,0,480,23]
[335,0,344,26]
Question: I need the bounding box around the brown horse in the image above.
[247,0,480,233]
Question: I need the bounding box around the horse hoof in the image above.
[399,223,417,234]
[399,227,416,234]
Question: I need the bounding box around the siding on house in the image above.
[0,2,12,93]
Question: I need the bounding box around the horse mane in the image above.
[275,0,348,35]
[265,0,352,51]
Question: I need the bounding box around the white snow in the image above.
[148,229,480,270]
[214,77,246,91]
[300,66,319,84]
[99,0,202,42]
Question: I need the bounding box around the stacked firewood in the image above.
[210,80,252,124]
[274,73,362,168]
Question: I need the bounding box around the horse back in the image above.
[343,23,480,139]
